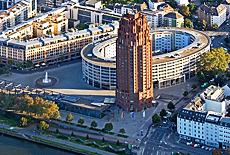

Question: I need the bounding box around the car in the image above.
[212,36,215,40]
[201,146,205,149]
[211,44,213,46]
[191,143,195,146]
[224,48,228,51]
[205,147,209,150]
[194,144,200,148]
[227,23,229,26]
[221,43,223,44]
[209,148,214,151]
[187,142,192,146]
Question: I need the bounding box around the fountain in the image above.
[42,72,51,83]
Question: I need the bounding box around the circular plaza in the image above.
[81,27,211,90]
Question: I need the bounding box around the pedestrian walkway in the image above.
[0,124,116,155]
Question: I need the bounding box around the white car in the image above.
[194,144,200,148]
[186,142,192,146]
[221,43,223,45]
[201,146,205,149]
[205,147,209,150]
[224,48,228,51]
[211,44,213,46]
[227,23,229,26]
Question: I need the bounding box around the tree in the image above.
[20,117,28,127]
[78,117,84,125]
[59,56,65,61]
[8,60,13,65]
[184,19,194,29]
[116,140,120,146]
[37,121,49,130]
[86,134,89,139]
[188,3,197,13]
[168,0,178,8]
[160,109,167,118]
[56,127,59,134]
[197,47,230,74]
[0,68,4,74]
[26,60,33,68]
[17,62,24,68]
[197,71,206,83]
[42,100,59,119]
[71,131,75,137]
[4,66,9,74]
[226,148,230,155]
[201,19,207,29]
[102,137,105,143]
[213,23,218,29]
[104,123,113,133]
[152,113,161,123]
[191,83,197,90]
[180,5,190,16]
[183,91,189,98]
[213,148,222,155]
[170,112,178,125]
[53,111,60,119]
[66,113,74,122]
[119,128,126,134]
[167,101,175,110]
[90,120,98,128]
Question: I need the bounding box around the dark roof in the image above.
[178,109,207,123]
[151,0,164,2]
[107,5,114,10]
[164,12,183,19]
[114,4,123,9]
[199,3,226,16]
[222,0,230,5]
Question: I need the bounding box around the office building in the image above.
[116,13,153,112]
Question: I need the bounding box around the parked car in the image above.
[194,144,200,148]
[209,148,214,151]
[186,142,192,146]
[224,48,228,51]
[205,147,209,150]
[201,146,205,149]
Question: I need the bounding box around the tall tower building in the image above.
[116,12,153,112]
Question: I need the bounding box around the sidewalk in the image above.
[0,123,116,155]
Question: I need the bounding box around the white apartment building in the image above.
[177,85,230,149]
[152,32,190,53]
[142,9,164,28]
[114,2,147,15]
[148,0,164,10]
[175,0,189,6]
[211,5,227,27]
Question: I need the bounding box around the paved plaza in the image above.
[0,61,199,139]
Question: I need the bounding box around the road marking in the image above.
[152,147,154,150]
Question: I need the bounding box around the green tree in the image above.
[104,123,113,133]
[71,131,75,137]
[226,148,230,155]
[197,71,206,83]
[197,47,230,73]
[102,137,105,143]
[56,127,59,134]
[0,68,4,74]
[20,117,28,127]
[17,62,24,68]
[213,23,218,29]
[8,60,13,65]
[116,140,120,146]
[119,128,126,134]
[37,121,49,130]
[191,82,197,90]
[90,120,98,128]
[59,56,65,61]
[167,101,175,110]
[170,112,178,125]
[184,19,194,29]
[4,66,9,74]
[26,60,33,68]
[201,19,207,29]
[86,134,89,139]
[168,0,178,8]
[42,100,59,119]
[188,3,197,13]
[53,111,60,119]
[160,109,167,118]
[213,148,222,155]
[78,117,84,125]
[180,5,190,16]
[152,113,161,123]
[183,91,189,98]
[66,113,74,122]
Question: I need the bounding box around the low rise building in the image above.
[198,3,226,27]
[177,85,230,149]
[148,0,164,10]
[164,12,184,28]
[142,9,165,28]
[157,3,174,14]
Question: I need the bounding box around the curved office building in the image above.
[81,27,211,90]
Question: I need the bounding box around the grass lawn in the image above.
[33,136,101,155]
[92,138,107,146]
[117,134,129,138]
[0,115,20,127]
[107,142,127,150]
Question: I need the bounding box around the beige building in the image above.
[46,14,68,35]
[33,21,54,38]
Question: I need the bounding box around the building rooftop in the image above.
[164,12,183,19]
[199,3,226,16]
